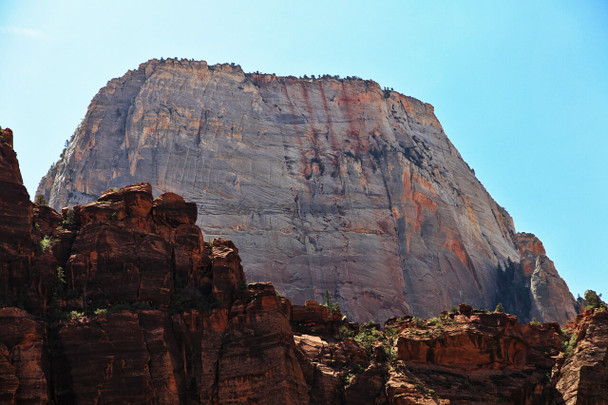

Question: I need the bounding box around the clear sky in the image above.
[1,0,606,301]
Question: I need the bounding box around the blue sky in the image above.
[1,0,606,301]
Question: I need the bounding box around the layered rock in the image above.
[393,309,563,403]
[0,307,50,404]
[0,127,35,303]
[1,130,606,404]
[36,59,577,323]
[291,306,568,404]
[1,131,311,403]
[515,233,580,323]
[554,308,608,404]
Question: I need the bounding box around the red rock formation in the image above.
[290,306,574,404]
[514,233,579,325]
[393,311,562,403]
[554,308,608,404]
[35,59,577,324]
[0,133,311,403]
[0,307,50,404]
[1,128,606,404]
[0,127,35,300]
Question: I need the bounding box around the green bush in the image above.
[39,235,55,252]
[68,310,84,320]
[344,363,365,386]
[584,289,606,310]
[494,302,504,313]
[62,208,76,227]
[427,316,442,326]
[322,290,341,314]
[94,308,108,316]
[35,194,48,206]
[355,323,381,354]
[563,331,578,357]
[338,325,355,340]
[56,267,66,284]
[384,325,398,339]
[411,316,425,327]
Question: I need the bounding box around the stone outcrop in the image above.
[1,130,311,404]
[0,307,50,404]
[515,233,580,324]
[554,308,608,404]
[393,310,563,403]
[36,59,577,323]
[0,129,606,404]
[0,127,33,268]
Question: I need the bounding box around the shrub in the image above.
[584,289,606,310]
[35,194,48,206]
[94,308,108,316]
[530,317,541,326]
[56,267,66,284]
[338,325,355,340]
[411,316,425,327]
[384,325,398,339]
[39,235,55,252]
[494,302,504,313]
[344,363,365,386]
[322,290,341,315]
[355,324,379,354]
[427,317,442,326]
[62,208,76,227]
[563,332,578,357]
[68,310,84,319]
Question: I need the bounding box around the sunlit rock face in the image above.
[37,59,577,323]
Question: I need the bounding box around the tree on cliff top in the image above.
[584,289,606,310]
[323,290,341,315]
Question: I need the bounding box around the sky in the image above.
[1,0,606,301]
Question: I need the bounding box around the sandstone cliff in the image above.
[2,130,606,404]
[2,129,310,403]
[553,308,608,404]
[36,61,576,323]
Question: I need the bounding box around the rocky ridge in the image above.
[36,59,578,324]
[2,127,607,404]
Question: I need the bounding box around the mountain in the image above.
[2,127,607,404]
[37,59,577,324]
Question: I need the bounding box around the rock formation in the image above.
[36,59,577,324]
[1,128,606,404]
[2,128,310,403]
[553,308,608,404]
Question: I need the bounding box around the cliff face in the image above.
[2,130,309,403]
[553,308,608,404]
[1,131,606,404]
[36,60,576,323]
